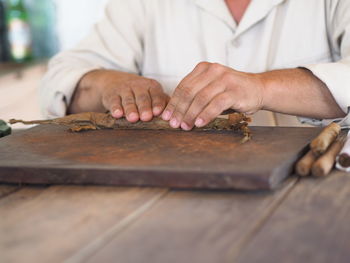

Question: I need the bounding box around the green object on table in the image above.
[0,120,11,138]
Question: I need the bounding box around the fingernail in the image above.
[181,122,191,131]
[170,118,179,128]
[140,113,147,120]
[195,118,204,127]
[128,112,139,122]
[113,109,122,117]
[162,110,171,120]
[141,112,151,121]
[153,106,162,116]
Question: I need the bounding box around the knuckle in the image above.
[152,102,164,109]
[174,106,186,116]
[126,79,140,87]
[166,101,177,110]
[196,91,210,105]
[138,105,150,112]
[178,86,193,98]
[151,95,162,104]
[152,96,165,106]
[123,96,135,105]
[222,72,233,83]
[136,94,149,102]
[150,85,162,94]
[197,61,210,68]
[208,63,223,74]
[148,79,160,88]
[124,105,136,113]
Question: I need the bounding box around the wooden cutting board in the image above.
[0,125,320,190]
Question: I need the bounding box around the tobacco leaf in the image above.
[9,112,252,142]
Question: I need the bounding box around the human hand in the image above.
[100,71,169,123]
[161,62,265,130]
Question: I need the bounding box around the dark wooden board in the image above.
[0,125,320,190]
[0,184,20,199]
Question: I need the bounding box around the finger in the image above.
[167,71,218,128]
[149,86,168,116]
[121,90,139,123]
[109,95,124,119]
[181,82,226,130]
[195,91,234,127]
[133,88,153,122]
[167,84,201,128]
[162,62,210,121]
[102,92,124,119]
[170,63,225,130]
[167,84,196,128]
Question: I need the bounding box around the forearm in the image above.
[68,70,138,114]
[260,68,346,119]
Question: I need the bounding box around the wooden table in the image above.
[1,171,350,263]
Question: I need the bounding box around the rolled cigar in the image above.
[295,150,317,176]
[336,130,350,172]
[312,135,346,177]
[338,153,350,168]
[310,122,341,156]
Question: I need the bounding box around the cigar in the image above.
[338,153,350,168]
[296,150,317,176]
[336,130,350,171]
[310,122,341,157]
[312,135,346,177]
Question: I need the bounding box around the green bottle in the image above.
[6,0,32,63]
[0,0,9,62]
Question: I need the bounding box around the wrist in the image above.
[253,72,270,112]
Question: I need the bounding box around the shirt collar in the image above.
[193,0,237,29]
[193,0,286,36]
[236,0,286,37]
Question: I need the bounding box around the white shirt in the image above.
[40,0,350,127]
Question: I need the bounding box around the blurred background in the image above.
[0,0,109,126]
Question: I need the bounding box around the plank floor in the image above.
[1,172,350,263]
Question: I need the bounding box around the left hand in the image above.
[161,62,265,130]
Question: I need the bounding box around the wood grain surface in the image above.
[81,179,297,263]
[0,184,167,263]
[1,172,349,263]
[236,171,350,263]
[0,124,321,190]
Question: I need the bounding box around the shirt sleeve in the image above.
[40,0,146,118]
[300,0,350,128]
